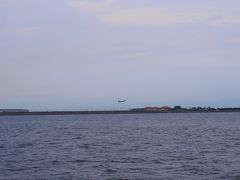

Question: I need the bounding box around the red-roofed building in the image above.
[159,106,172,111]
[143,106,172,112]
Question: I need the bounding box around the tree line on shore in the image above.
[131,106,240,112]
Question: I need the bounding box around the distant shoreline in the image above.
[1,110,240,116]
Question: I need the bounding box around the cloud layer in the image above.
[1,0,240,110]
[68,0,240,26]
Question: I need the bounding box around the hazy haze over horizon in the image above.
[1,0,240,111]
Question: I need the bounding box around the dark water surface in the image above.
[1,113,240,179]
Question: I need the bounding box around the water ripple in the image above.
[0,113,240,179]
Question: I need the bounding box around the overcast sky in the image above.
[1,0,240,110]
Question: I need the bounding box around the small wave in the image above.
[71,159,88,163]
[17,143,33,148]
[152,159,163,164]
[106,168,117,173]
[73,136,82,140]
[51,160,61,165]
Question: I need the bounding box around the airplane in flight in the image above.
[118,100,127,103]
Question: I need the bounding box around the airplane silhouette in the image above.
[118,100,127,103]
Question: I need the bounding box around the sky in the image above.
[1,0,240,111]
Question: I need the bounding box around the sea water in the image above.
[0,113,240,179]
